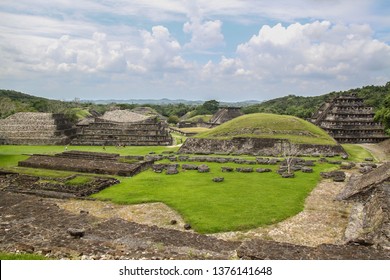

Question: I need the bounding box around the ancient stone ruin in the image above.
[209,107,243,126]
[18,150,153,176]
[177,107,243,129]
[72,110,172,146]
[179,137,346,157]
[310,94,389,143]
[0,112,76,145]
[337,162,390,248]
[0,172,119,199]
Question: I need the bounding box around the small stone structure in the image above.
[337,162,390,248]
[72,110,172,146]
[179,137,346,157]
[0,112,76,145]
[177,107,242,129]
[311,94,389,143]
[18,150,153,176]
[0,172,119,198]
[209,107,243,126]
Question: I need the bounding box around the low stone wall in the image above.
[179,137,346,156]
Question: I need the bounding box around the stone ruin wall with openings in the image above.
[72,111,172,146]
[311,94,389,144]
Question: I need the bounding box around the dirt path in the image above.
[211,175,352,247]
[57,200,186,231]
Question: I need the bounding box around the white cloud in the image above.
[183,18,224,50]
[214,21,390,82]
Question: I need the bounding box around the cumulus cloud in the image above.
[205,21,390,87]
[183,18,224,50]
[140,25,188,71]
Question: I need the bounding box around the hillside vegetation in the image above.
[243,82,390,120]
[196,113,337,145]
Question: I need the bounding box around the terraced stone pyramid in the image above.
[0,112,76,145]
[71,110,172,146]
[311,94,388,143]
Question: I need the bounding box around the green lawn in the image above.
[341,144,375,162]
[93,161,334,233]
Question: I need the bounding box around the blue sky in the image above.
[1,0,390,101]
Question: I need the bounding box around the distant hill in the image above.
[82,98,204,105]
[243,82,390,119]
[195,113,337,145]
[82,98,261,107]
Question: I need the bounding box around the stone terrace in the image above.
[18,151,152,176]
[0,112,76,145]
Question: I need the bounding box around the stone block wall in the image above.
[178,137,346,156]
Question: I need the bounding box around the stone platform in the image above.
[0,172,119,198]
[18,151,153,176]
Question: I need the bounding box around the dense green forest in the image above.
[1,82,389,133]
[242,82,390,119]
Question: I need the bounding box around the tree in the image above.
[0,97,16,118]
[195,100,220,115]
[167,115,179,124]
[281,140,300,176]
[374,94,390,134]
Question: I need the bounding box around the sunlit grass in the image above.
[342,144,375,162]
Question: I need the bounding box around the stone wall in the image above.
[0,112,76,145]
[178,137,346,156]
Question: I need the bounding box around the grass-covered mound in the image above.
[196,113,337,145]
